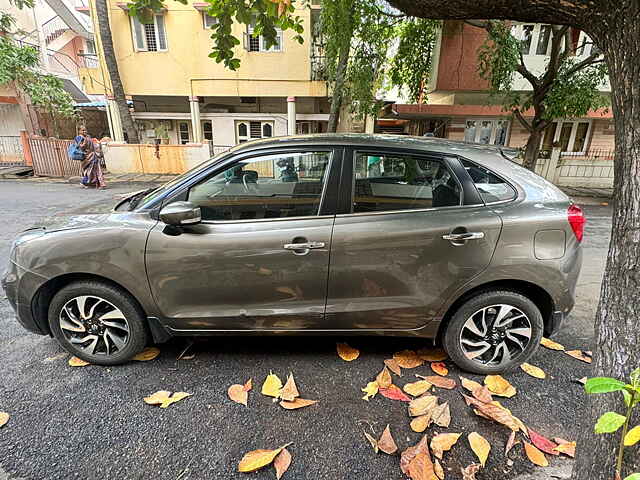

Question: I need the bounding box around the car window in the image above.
[352,152,461,213]
[187,151,331,221]
[460,159,516,203]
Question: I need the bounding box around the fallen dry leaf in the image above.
[400,435,430,475]
[523,441,549,467]
[144,390,191,408]
[460,376,483,392]
[434,459,445,479]
[505,431,518,456]
[520,363,546,379]
[238,443,291,473]
[540,337,565,351]
[279,398,317,410]
[376,367,393,389]
[417,348,448,362]
[394,350,424,369]
[409,395,438,417]
[565,350,592,363]
[431,432,461,459]
[132,347,160,361]
[379,384,411,402]
[468,432,490,467]
[274,448,292,480]
[384,358,403,376]
[262,372,283,397]
[378,424,398,455]
[430,362,449,377]
[68,356,90,367]
[279,374,299,401]
[228,383,249,406]
[432,402,451,428]
[417,375,456,390]
[576,377,588,385]
[461,464,481,480]
[336,342,359,361]
[403,380,432,397]
[528,429,559,455]
[552,438,576,458]
[411,413,432,433]
[0,412,9,428]
[364,431,379,453]
[462,394,521,432]
[244,379,252,391]
[408,452,436,480]
[484,375,517,398]
[362,381,379,401]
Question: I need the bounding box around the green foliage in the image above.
[388,19,439,103]
[587,368,640,479]
[477,21,520,96]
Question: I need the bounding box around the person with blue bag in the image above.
[69,126,106,189]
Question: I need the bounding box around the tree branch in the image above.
[512,108,533,133]
[565,52,603,76]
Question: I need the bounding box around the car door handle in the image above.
[442,232,485,241]
[283,242,325,250]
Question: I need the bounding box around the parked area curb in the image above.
[0,169,176,185]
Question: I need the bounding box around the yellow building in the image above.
[81,0,330,146]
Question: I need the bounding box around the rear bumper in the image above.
[1,261,49,335]
[546,310,567,336]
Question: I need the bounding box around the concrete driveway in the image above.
[0,180,611,480]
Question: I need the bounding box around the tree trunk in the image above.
[521,129,543,171]
[571,16,640,480]
[94,0,139,143]
[327,43,349,133]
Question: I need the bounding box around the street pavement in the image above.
[0,180,611,480]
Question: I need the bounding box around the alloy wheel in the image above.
[58,295,130,356]
[459,304,532,367]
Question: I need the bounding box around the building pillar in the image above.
[543,146,562,184]
[365,115,375,134]
[19,130,33,166]
[189,96,202,143]
[287,96,296,135]
[106,95,124,142]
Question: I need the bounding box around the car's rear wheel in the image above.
[443,290,543,374]
[48,281,148,365]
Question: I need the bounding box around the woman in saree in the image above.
[76,128,106,189]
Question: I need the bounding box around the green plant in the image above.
[586,368,640,480]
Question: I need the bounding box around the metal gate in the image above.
[29,136,82,177]
[0,136,25,167]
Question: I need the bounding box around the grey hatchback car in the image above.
[2,134,584,373]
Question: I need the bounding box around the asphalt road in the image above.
[0,180,612,480]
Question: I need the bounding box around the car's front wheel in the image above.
[443,290,544,374]
[48,281,149,365]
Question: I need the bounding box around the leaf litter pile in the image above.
[31,336,586,478]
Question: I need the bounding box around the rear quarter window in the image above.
[461,159,517,203]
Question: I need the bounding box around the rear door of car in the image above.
[324,148,503,331]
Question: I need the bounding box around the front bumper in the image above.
[1,261,49,335]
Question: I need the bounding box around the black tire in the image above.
[443,290,544,374]
[49,281,149,366]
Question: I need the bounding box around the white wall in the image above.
[0,104,26,136]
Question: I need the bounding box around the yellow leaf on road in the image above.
[624,425,640,446]
[228,383,249,406]
[238,444,290,473]
[565,350,592,363]
[417,348,448,362]
[520,363,546,379]
[552,439,576,457]
[376,366,392,389]
[274,448,292,479]
[434,459,445,479]
[540,337,565,351]
[408,395,438,417]
[378,424,398,455]
[484,375,517,398]
[143,390,191,408]
[361,381,379,401]
[364,431,379,453]
[393,350,424,369]
[261,372,283,397]
[430,362,449,377]
[0,412,9,428]
[432,402,451,428]
[68,356,90,367]
[431,432,461,459]
[403,380,432,397]
[279,398,317,410]
[460,376,483,392]
[468,432,490,467]
[524,441,549,467]
[278,373,299,401]
[410,414,431,433]
[132,347,160,361]
[384,358,402,376]
[337,342,359,361]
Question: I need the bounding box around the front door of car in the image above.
[325,149,503,331]
[145,149,340,332]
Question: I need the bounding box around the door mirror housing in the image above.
[159,201,201,226]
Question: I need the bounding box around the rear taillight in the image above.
[568,204,585,242]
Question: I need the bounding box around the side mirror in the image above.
[159,201,201,226]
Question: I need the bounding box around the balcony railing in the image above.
[42,16,69,45]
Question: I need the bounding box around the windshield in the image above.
[132,151,230,210]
